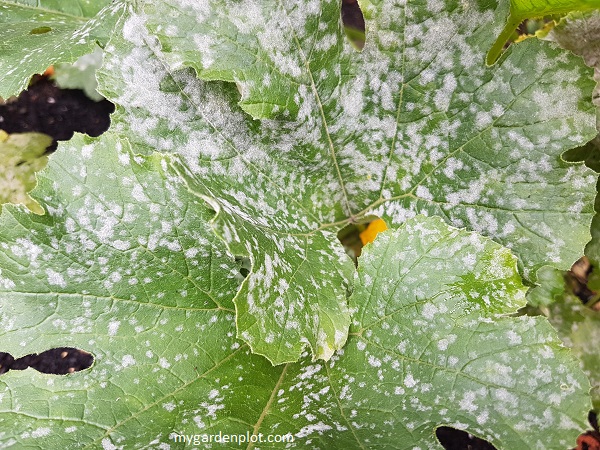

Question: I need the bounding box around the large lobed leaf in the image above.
[0,1,597,447]
[0,133,244,447]
[0,140,590,447]
[95,0,598,362]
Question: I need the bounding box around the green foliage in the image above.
[543,288,600,411]
[0,131,50,214]
[0,0,118,99]
[0,0,598,448]
[487,0,600,64]
[99,0,597,364]
[0,147,591,447]
[52,46,104,101]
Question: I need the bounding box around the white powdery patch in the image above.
[404,374,418,388]
[416,185,433,201]
[368,355,382,367]
[506,330,522,345]
[131,184,148,202]
[163,401,176,412]
[45,269,66,288]
[31,427,51,438]
[459,391,479,413]
[0,270,16,290]
[101,438,120,450]
[159,357,171,369]
[193,34,215,68]
[421,303,438,320]
[108,320,121,336]
[437,334,457,351]
[433,73,457,112]
[121,354,136,367]
[296,422,333,438]
[112,240,131,251]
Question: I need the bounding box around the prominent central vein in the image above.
[247,364,289,450]
[279,2,353,217]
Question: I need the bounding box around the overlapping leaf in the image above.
[52,46,104,101]
[0,160,590,449]
[0,1,597,446]
[96,0,598,362]
[0,0,120,99]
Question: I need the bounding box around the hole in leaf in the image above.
[235,256,251,282]
[341,0,365,51]
[436,426,497,450]
[29,26,52,35]
[338,216,387,263]
[0,348,93,375]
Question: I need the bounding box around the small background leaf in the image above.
[487,0,600,64]
[542,287,600,411]
[52,46,104,101]
[0,131,50,214]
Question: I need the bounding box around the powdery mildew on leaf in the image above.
[0,0,121,99]
[253,216,590,449]
[540,9,600,410]
[0,193,590,448]
[100,10,356,364]
[542,286,600,412]
[0,133,245,447]
[96,0,598,362]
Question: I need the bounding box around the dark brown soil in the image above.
[341,0,366,33]
[0,75,114,151]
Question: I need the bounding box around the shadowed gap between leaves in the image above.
[341,0,366,51]
[436,427,497,450]
[0,74,114,153]
[337,216,387,264]
[0,347,94,375]
[235,255,251,281]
